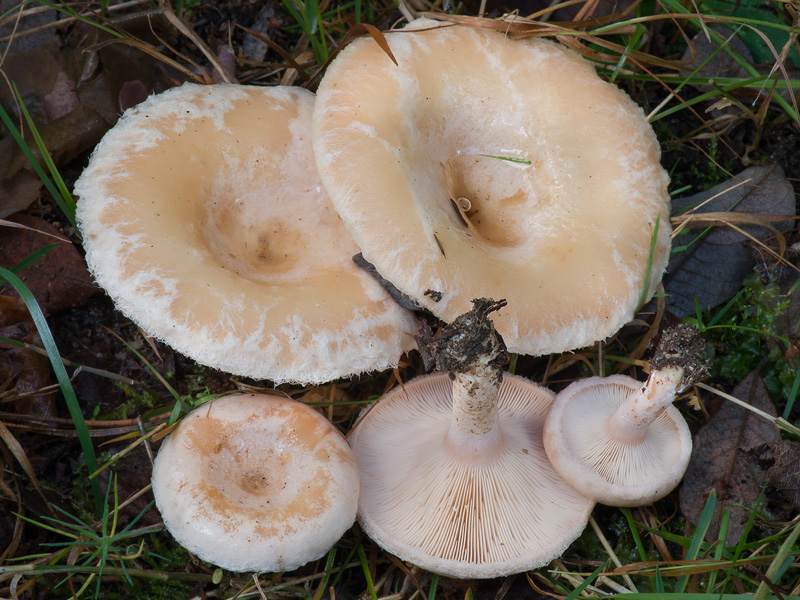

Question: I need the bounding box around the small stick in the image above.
[696,382,800,436]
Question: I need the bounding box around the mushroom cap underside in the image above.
[75,83,416,384]
[313,19,671,355]
[348,373,595,578]
[543,374,692,506]
[151,393,360,573]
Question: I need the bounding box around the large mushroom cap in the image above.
[348,373,594,578]
[75,83,415,384]
[543,374,692,506]
[313,20,671,355]
[151,393,360,573]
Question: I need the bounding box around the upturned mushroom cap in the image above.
[313,20,671,355]
[75,83,415,384]
[543,374,692,506]
[348,373,594,578]
[151,393,359,573]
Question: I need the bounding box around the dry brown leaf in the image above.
[0,172,41,218]
[0,213,98,319]
[0,420,48,505]
[749,439,800,510]
[679,370,781,544]
[664,164,795,317]
[349,23,398,66]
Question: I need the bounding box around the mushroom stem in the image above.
[605,365,683,444]
[447,362,505,457]
[417,298,508,456]
[450,365,501,435]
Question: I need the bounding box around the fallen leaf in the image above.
[0,213,98,319]
[118,80,149,112]
[14,332,57,419]
[0,172,41,218]
[665,165,795,317]
[43,71,80,122]
[679,370,781,544]
[0,295,30,327]
[748,440,800,510]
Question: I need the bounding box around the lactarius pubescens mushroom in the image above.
[348,300,594,578]
[543,324,707,506]
[313,19,671,356]
[151,393,359,572]
[74,83,416,384]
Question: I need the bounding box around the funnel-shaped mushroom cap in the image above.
[75,83,415,384]
[348,373,594,578]
[313,20,670,355]
[543,374,692,506]
[152,393,359,573]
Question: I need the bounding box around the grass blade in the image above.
[619,508,648,562]
[12,83,76,226]
[0,421,48,504]
[675,489,716,593]
[0,267,101,511]
[565,560,608,600]
[752,518,800,600]
[636,211,661,311]
[356,542,377,600]
[0,100,75,228]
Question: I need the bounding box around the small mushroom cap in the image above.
[75,83,415,384]
[151,393,360,573]
[313,20,671,355]
[348,373,594,578]
[543,375,692,506]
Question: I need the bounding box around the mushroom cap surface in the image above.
[348,373,594,578]
[313,20,671,355]
[75,83,415,384]
[543,375,692,506]
[151,393,360,573]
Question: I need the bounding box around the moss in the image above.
[691,272,795,409]
[102,383,163,421]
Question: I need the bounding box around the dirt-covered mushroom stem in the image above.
[349,300,594,577]
[608,323,707,443]
[417,298,507,439]
[543,324,707,506]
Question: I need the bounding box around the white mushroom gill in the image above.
[556,376,689,489]
[349,300,594,578]
[543,325,705,506]
[350,373,594,578]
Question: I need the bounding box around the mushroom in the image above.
[348,299,594,578]
[151,392,360,572]
[74,83,416,384]
[543,324,707,506]
[313,19,671,356]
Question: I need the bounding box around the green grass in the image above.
[10,474,161,599]
[2,0,800,597]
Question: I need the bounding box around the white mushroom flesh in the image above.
[152,393,360,573]
[349,373,594,578]
[313,19,671,355]
[543,374,692,506]
[75,83,416,384]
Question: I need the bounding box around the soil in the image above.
[1,1,798,598]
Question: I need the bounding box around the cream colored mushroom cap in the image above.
[75,83,415,384]
[543,375,692,506]
[313,20,670,355]
[348,373,594,578]
[151,393,359,573]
